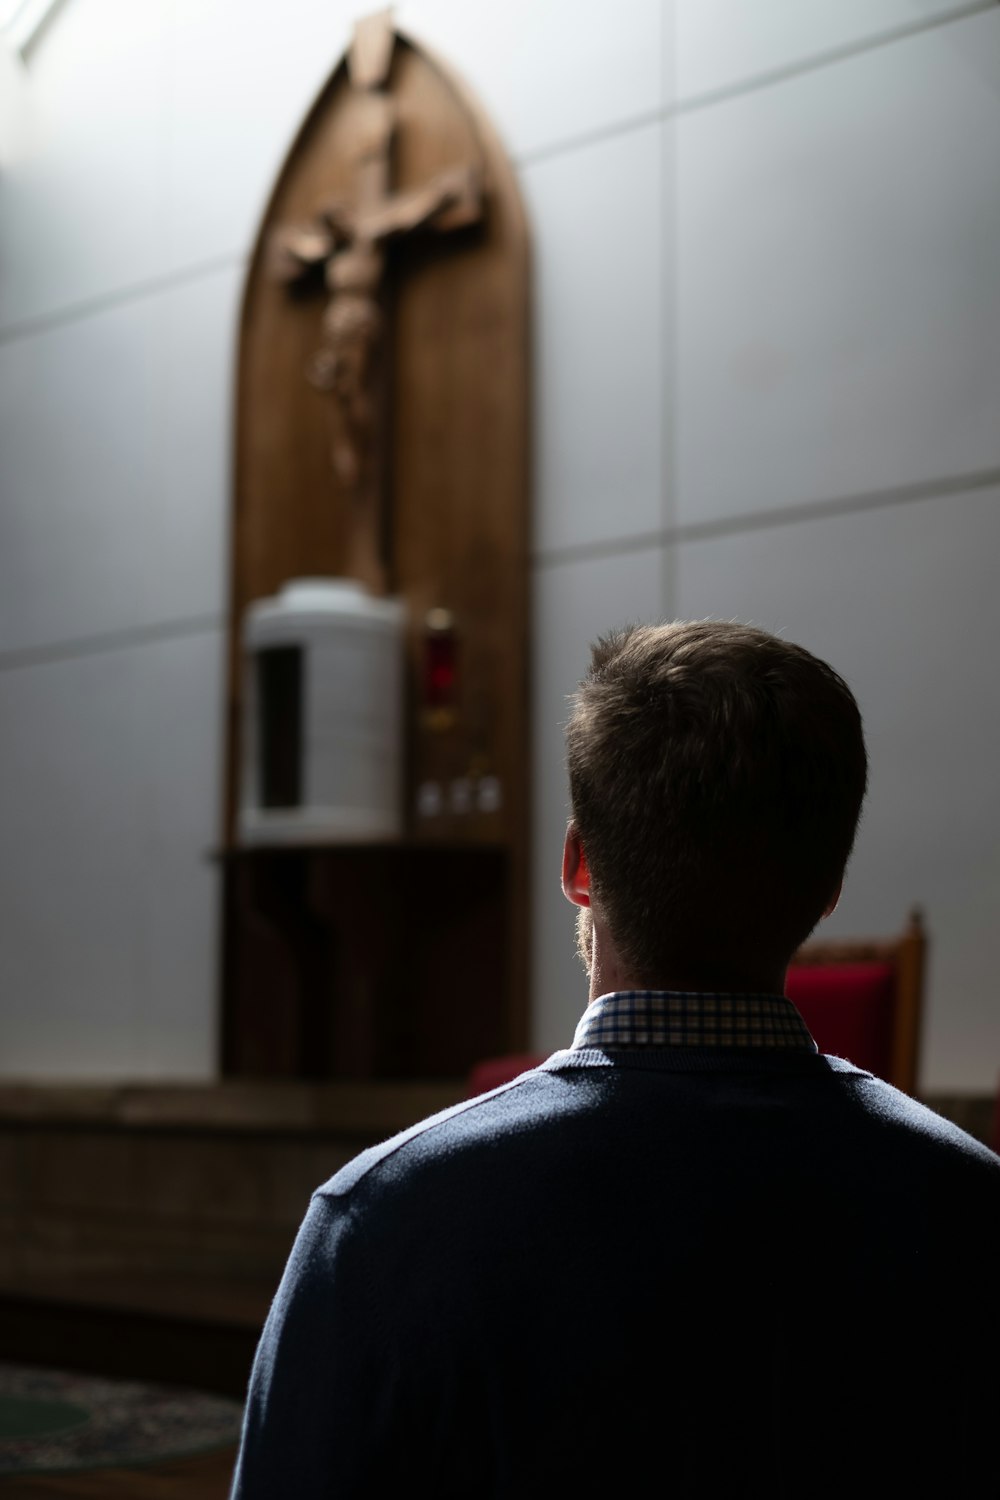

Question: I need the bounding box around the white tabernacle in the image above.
[239,578,405,845]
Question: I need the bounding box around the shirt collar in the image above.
[571,989,817,1053]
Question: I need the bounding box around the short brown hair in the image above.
[565,621,868,985]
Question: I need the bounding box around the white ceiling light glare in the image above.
[0,0,64,58]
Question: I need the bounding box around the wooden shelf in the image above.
[209,839,507,861]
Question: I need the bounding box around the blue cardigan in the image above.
[231,1049,1000,1497]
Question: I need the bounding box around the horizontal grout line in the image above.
[673,464,1000,543]
[0,253,246,347]
[0,613,224,674]
[517,106,665,169]
[671,1,996,119]
[533,465,1000,569]
[533,530,666,571]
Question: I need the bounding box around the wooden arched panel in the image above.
[221,17,531,1081]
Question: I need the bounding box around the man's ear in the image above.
[822,879,843,920]
[561,824,592,908]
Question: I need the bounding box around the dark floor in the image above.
[0,1445,237,1499]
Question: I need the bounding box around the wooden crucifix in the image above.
[269,11,484,596]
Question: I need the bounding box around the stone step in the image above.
[0,1271,273,1398]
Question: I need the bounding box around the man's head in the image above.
[563,621,868,992]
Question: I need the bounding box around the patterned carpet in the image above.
[0,1364,243,1476]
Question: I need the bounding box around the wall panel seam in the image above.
[0,253,245,348]
[0,614,224,675]
[533,464,1000,569]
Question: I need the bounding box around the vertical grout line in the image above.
[660,0,679,620]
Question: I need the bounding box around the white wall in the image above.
[1,0,997,1090]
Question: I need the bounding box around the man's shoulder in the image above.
[314,1061,573,1204]
[845,1068,1000,1173]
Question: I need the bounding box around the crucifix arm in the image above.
[359,163,483,245]
[268,198,361,284]
[268,222,337,284]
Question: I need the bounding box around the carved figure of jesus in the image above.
[269,13,483,595]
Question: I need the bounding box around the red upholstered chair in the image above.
[786,909,926,1095]
[466,1052,546,1099]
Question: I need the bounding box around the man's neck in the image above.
[591,974,787,1000]
[585,914,786,1001]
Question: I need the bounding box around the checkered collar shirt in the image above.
[571,990,817,1052]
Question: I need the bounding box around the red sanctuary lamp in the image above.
[422,608,459,732]
[415,609,502,824]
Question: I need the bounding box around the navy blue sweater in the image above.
[231,1050,1000,1497]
